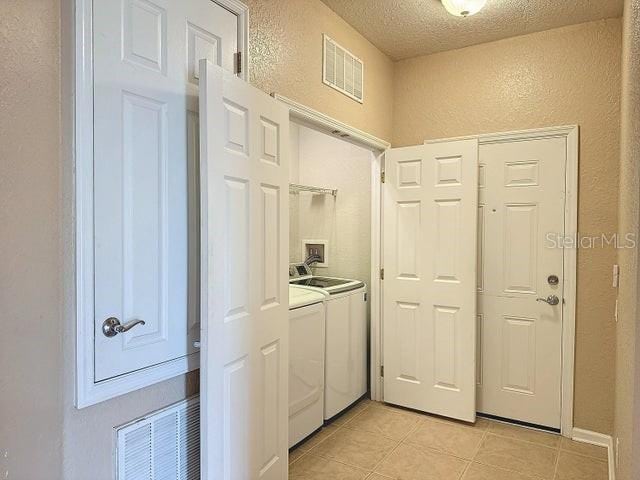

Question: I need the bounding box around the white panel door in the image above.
[477,137,566,429]
[382,140,478,422]
[199,61,290,480]
[93,0,237,381]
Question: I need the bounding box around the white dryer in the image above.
[288,285,327,447]
[289,263,368,420]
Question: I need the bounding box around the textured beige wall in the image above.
[614,1,640,478]
[0,1,64,478]
[247,0,395,142]
[393,19,622,434]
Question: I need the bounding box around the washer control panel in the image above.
[289,262,312,280]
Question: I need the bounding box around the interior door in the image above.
[93,0,238,381]
[382,140,478,422]
[477,137,566,429]
[199,61,290,480]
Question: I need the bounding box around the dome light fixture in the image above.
[441,0,487,17]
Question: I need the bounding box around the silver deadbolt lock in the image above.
[547,274,559,286]
[102,317,146,337]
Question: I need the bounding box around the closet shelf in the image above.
[289,183,338,197]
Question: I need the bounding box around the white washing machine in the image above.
[289,263,368,420]
[288,285,327,447]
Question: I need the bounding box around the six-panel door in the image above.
[477,137,566,428]
[382,140,479,422]
[199,61,290,480]
[93,0,238,381]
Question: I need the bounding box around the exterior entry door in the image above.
[477,137,566,429]
[93,0,238,381]
[382,140,479,422]
[199,61,290,480]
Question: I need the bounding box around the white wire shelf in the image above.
[289,183,338,197]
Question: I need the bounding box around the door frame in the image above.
[272,94,389,402]
[423,125,579,436]
[66,0,250,408]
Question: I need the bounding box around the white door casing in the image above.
[477,137,566,429]
[382,140,478,422]
[92,0,238,382]
[199,60,290,480]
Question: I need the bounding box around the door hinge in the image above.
[381,171,385,183]
[380,268,384,280]
[364,292,368,302]
[234,51,242,75]
[380,365,384,378]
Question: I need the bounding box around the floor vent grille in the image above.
[116,397,200,480]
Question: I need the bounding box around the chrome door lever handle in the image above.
[536,295,560,306]
[102,317,146,337]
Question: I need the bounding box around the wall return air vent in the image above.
[323,34,364,103]
[116,397,200,480]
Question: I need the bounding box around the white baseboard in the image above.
[571,428,615,480]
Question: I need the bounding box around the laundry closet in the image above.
[287,122,375,445]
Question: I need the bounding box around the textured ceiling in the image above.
[320,0,624,60]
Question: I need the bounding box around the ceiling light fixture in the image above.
[441,0,487,17]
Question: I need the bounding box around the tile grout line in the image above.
[299,452,374,475]
[470,428,554,480]
[458,426,489,480]
[557,447,609,463]
[470,459,549,480]
[483,429,563,450]
[289,405,355,467]
[366,415,425,476]
[551,444,562,480]
[291,400,378,471]
[551,433,562,480]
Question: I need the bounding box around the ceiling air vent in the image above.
[323,34,364,103]
[116,397,200,480]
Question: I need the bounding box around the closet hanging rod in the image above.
[289,183,338,197]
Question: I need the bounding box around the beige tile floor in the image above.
[288,399,609,480]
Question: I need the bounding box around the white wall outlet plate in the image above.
[302,239,329,268]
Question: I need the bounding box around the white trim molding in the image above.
[71,0,248,408]
[572,428,616,480]
[427,125,579,436]
[273,94,390,152]
[274,94,387,401]
[370,152,383,402]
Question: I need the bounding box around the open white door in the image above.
[199,61,290,480]
[382,139,478,422]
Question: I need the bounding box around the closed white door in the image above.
[382,140,478,422]
[477,137,566,429]
[199,61,290,480]
[93,0,238,380]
